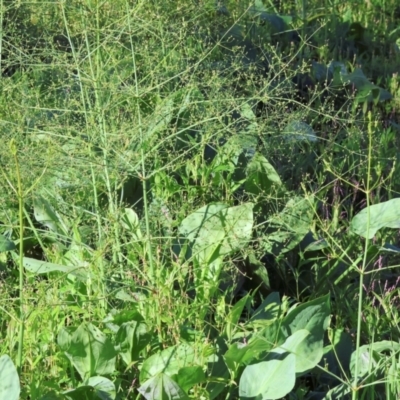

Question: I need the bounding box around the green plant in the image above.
[0,139,47,372]
[0,355,20,400]
[1,0,400,398]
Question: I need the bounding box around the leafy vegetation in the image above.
[1,0,400,398]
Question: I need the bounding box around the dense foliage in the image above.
[1,0,400,399]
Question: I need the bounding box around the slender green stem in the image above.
[352,112,374,399]
[9,140,25,374]
[60,3,109,304]
[125,1,155,283]
[0,136,47,372]
[125,0,160,343]
[82,3,122,272]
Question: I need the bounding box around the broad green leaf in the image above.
[239,347,295,399]
[365,340,400,353]
[396,38,400,53]
[61,226,93,274]
[39,390,64,399]
[23,257,88,280]
[350,348,379,380]
[121,208,142,239]
[213,134,258,180]
[263,196,314,255]
[340,68,392,103]
[179,326,204,343]
[277,329,310,373]
[224,336,272,369]
[140,343,203,383]
[224,337,264,371]
[172,87,205,153]
[225,319,287,370]
[237,103,258,135]
[179,203,226,241]
[0,355,20,400]
[341,68,373,90]
[86,376,116,400]
[63,323,117,381]
[224,294,250,341]
[350,341,400,379]
[205,339,230,399]
[173,366,206,393]
[178,203,253,264]
[311,61,331,83]
[328,61,347,78]
[321,328,353,381]
[116,321,151,366]
[245,153,281,195]
[248,5,287,34]
[63,386,96,400]
[244,253,271,294]
[350,198,400,239]
[251,0,268,13]
[63,377,116,400]
[219,24,245,43]
[251,291,281,322]
[323,383,352,399]
[57,327,73,352]
[259,14,286,33]
[283,121,317,142]
[227,328,308,376]
[114,289,142,303]
[106,309,144,326]
[378,243,400,253]
[0,235,15,252]
[33,196,68,235]
[284,294,331,333]
[257,323,287,352]
[138,373,189,400]
[303,237,329,253]
[282,294,331,373]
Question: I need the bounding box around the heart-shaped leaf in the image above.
[62,323,117,381]
[138,373,189,400]
[177,203,253,264]
[350,198,400,239]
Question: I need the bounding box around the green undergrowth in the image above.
[1,0,400,399]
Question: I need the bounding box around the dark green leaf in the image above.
[140,343,203,383]
[282,294,331,373]
[116,321,151,365]
[138,373,189,400]
[173,366,205,393]
[0,235,16,252]
[63,323,117,381]
[23,257,89,280]
[245,153,281,195]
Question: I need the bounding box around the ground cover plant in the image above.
[1,0,400,399]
